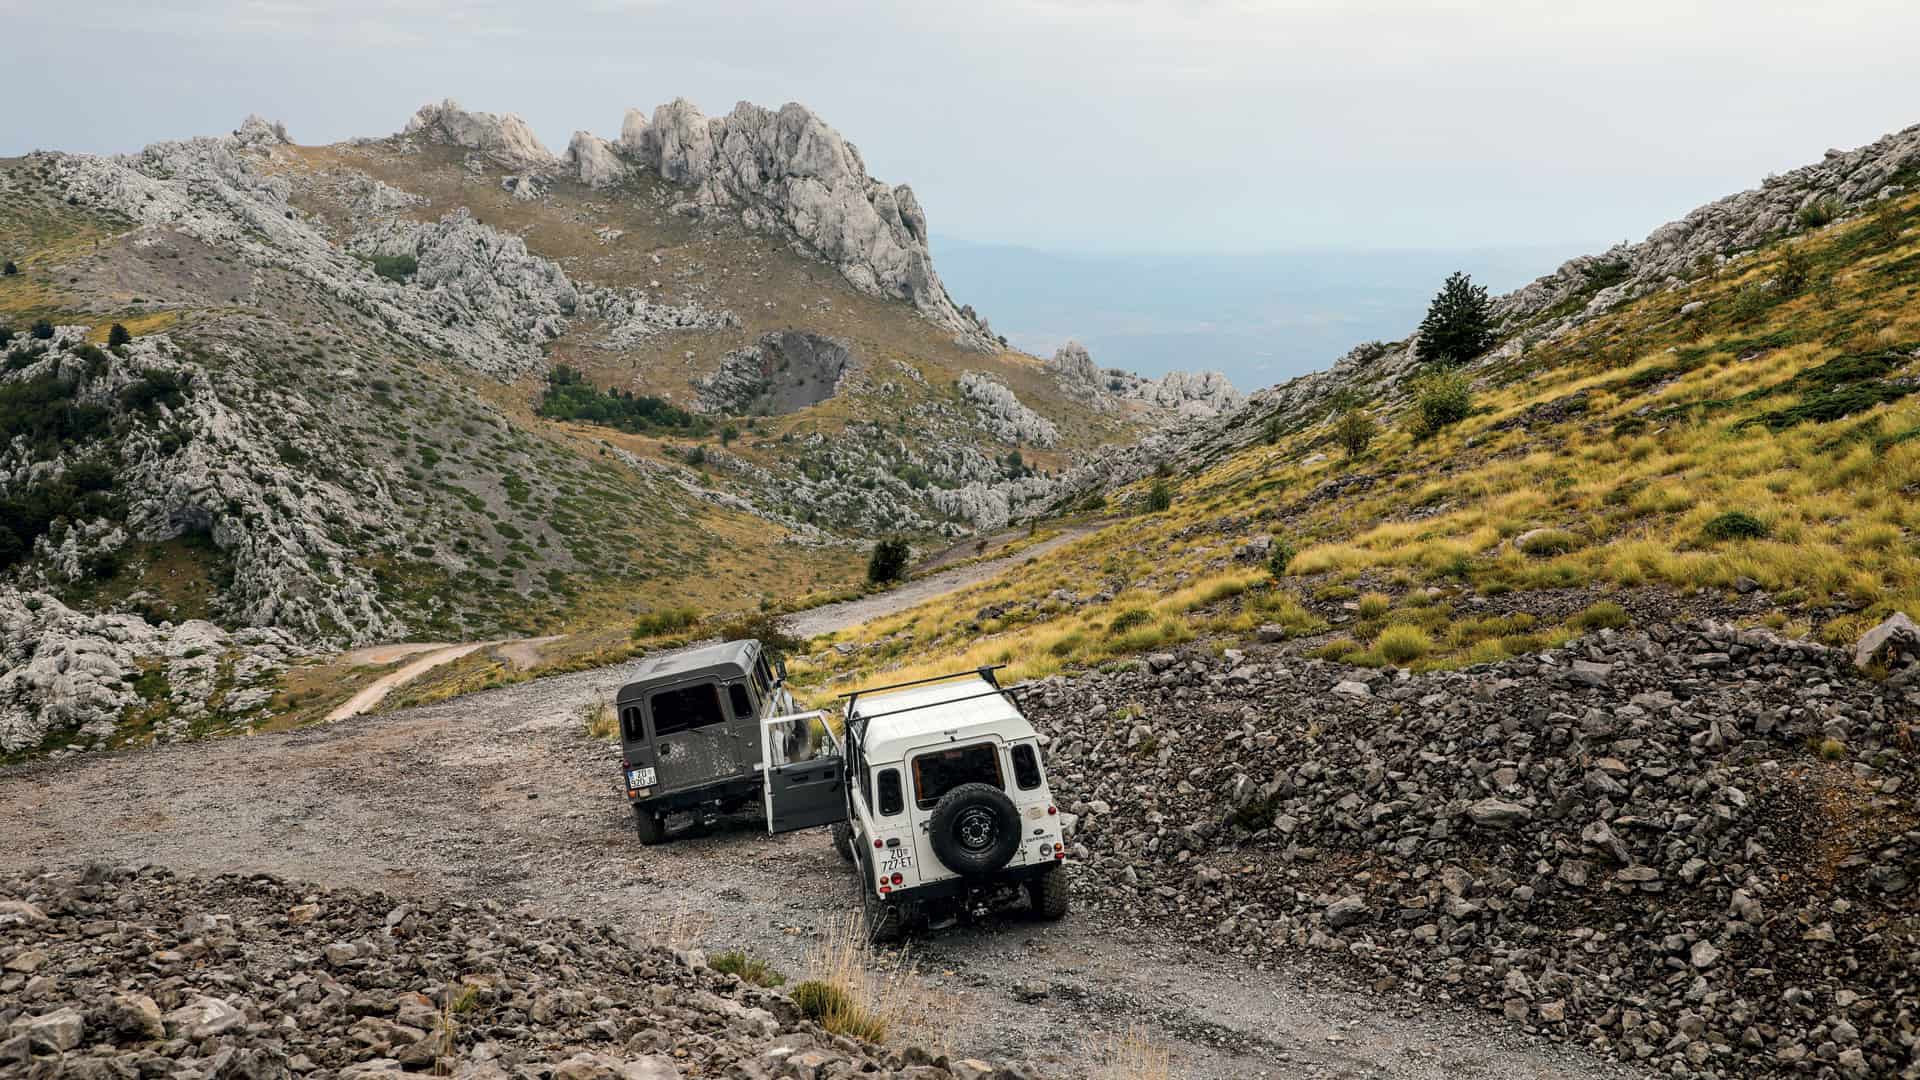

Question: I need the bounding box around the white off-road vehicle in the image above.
[758,665,1070,940]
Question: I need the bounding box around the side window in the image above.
[650,683,727,737]
[876,768,904,816]
[728,682,754,719]
[751,656,770,698]
[620,706,644,742]
[1011,743,1043,790]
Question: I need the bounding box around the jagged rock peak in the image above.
[1047,341,1100,383]
[233,115,290,148]
[566,96,996,351]
[402,99,557,170]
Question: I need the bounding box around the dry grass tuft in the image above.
[795,914,958,1050]
[1084,1024,1177,1079]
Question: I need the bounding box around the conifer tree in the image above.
[1416,271,1495,367]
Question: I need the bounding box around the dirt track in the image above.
[1,668,1641,1078]
[0,537,1640,1078]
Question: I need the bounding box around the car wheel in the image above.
[926,783,1021,876]
[831,821,855,863]
[1027,864,1069,921]
[634,807,666,846]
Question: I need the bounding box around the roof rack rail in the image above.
[837,664,1005,702]
[849,686,1027,723]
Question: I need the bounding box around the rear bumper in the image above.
[889,861,1057,904]
[633,774,762,816]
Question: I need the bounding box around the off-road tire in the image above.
[634,807,666,846]
[927,782,1021,877]
[1027,863,1069,920]
[831,820,856,863]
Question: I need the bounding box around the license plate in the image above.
[626,767,657,789]
[880,848,914,874]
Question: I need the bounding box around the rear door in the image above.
[648,680,753,793]
[761,711,848,834]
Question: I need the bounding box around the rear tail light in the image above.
[1047,806,1057,815]
[874,839,884,848]
[890,872,902,885]
[1054,843,1065,861]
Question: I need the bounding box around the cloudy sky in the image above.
[9,1,1917,256]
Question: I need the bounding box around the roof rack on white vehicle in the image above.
[836,664,1007,702]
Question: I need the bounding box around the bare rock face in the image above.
[565,131,628,189]
[958,372,1059,447]
[694,332,852,415]
[401,98,558,171]
[0,592,310,755]
[1042,340,1241,418]
[608,98,995,351]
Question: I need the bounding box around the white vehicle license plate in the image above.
[880,848,914,874]
[626,767,657,788]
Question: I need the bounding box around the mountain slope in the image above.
[801,117,1920,686]
[0,99,1234,757]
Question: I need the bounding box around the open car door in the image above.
[761,710,848,834]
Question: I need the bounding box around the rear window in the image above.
[1011,743,1042,790]
[911,743,1003,809]
[620,706,644,742]
[650,683,727,737]
[876,769,904,816]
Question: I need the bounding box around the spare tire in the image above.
[927,783,1021,876]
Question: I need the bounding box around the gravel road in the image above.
[0,667,1639,1079]
[0,533,1642,1078]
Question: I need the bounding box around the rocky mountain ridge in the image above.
[406,97,995,351]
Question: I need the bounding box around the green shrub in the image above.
[867,537,911,584]
[1727,283,1776,323]
[1571,601,1630,631]
[107,323,132,348]
[1309,636,1361,660]
[30,320,54,341]
[1702,510,1769,541]
[1411,371,1473,435]
[789,980,852,1021]
[1776,246,1812,297]
[1796,197,1842,230]
[1356,592,1392,619]
[1144,479,1173,513]
[683,445,706,466]
[710,950,786,988]
[369,253,418,282]
[1263,415,1283,444]
[2,261,17,276]
[1333,408,1377,457]
[1106,608,1152,636]
[713,611,804,661]
[538,365,707,436]
[632,608,700,639]
[1267,538,1297,579]
[1375,624,1432,664]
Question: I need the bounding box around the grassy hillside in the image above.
[791,185,1920,693]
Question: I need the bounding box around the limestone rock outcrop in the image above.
[401,98,558,170]
[582,98,996,351]
[958,372,1060,447]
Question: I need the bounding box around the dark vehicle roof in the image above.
[616,639,760,701]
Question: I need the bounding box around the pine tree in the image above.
[108,323,132,348]
[1416,271,1495,368]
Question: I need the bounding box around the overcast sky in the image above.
[8,1,1918,254]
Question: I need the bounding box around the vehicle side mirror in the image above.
[775,657,788,682]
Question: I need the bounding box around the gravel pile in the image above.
[1027,620,1918,1078]
[0,865,1033,1080]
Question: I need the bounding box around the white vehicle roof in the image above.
[848,674,1032,762]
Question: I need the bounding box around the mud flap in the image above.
[761,711,848,834]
